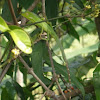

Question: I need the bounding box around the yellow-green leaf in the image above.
[9,26,32,54]
[0,16,10,32]
[22,11,58,40]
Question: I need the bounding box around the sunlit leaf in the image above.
[0,16,9,32]
[9,25,32,54]
[66,42,99,59]
[22,11,58,40]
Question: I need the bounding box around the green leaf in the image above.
[75,56,97,79]
[67,21,79,40]
[31,41,50,85]
[66,42,99,59]
[1,82,16,100]
[65,0,84,10]
[45,0,58,25]
[1,88,12,100]
[76,20,96,36]
[97,0,100,3]
[13,81,26,100]
[53,34,74,52]
[78,25,89,34]
[23,87,34,99]
[0,16,9,32]
[9,25,32,54]
[6,81,16,99]
[22,11,58,40]
[93,64,100,100]
[6,63,14,77]
[74,0,84,9]
[54,41,100,60]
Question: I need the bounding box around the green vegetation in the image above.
[0,0,100,100]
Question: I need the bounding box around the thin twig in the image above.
[6,21,13,25]
[21,10,94,27]
[21,14,84,27]
[42,0,46,17]
[39,81,54,100]
[7,0,18,25]
[60,74,68,88]
[6,39,13,60]
[28,0,40,11]
[46,41,67,100]
[61,0,66,15]
[0,50,21,83]
[58,85,94,100]
[0,60,13,83]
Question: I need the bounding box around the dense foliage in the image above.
[0,0,100,100]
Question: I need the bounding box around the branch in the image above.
[0,60,13,83]
[28,0,40,11]
[7,0,18,25]
[42,0,66,99]
[42,0,46,18]
[46,41,67,100]
[6,21,13,25]
[18,55,59,100]
[61,0,66,15]
[40,81,54,100]
[18,55,48,90]
[58,85,94,100]
[21,14,84,27]
[21,0,40,25]
[0,49,21,83]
